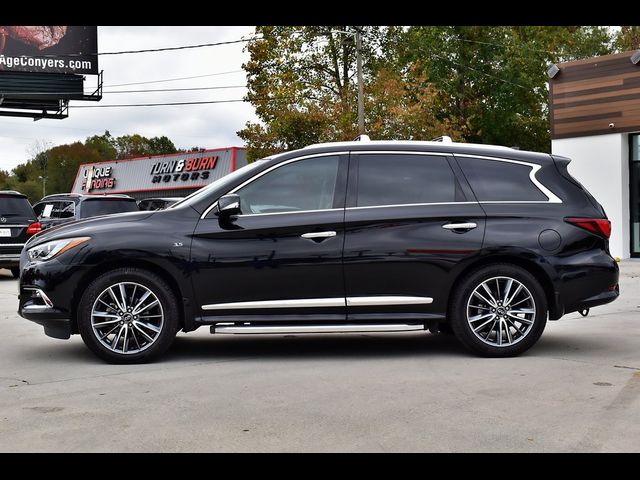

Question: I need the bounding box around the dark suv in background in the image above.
[138,197,182,211]
[33,193,139,230]
[0,191,40,278]
[18,139,618,363]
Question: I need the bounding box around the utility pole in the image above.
[355,27,364,135]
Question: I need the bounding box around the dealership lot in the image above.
[0,264,639,452]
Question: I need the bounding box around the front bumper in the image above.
[18,251,92,339]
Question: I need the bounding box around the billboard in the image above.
[0,26,98,75]
[71,147,248,199]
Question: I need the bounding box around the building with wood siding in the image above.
[549,50,640,259]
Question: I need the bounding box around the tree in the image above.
[240,26,614,157]
[616,26,640,50]
[85,131,117,160]
[402,26,613,152]
[2,132,181,202]
[238,26,429,160]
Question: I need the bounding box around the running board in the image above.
[211,324,425,334]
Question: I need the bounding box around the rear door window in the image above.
[456,156,548,202]
[354,153,464,207]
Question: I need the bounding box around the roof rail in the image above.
[431,135,453,143]
[353,134,371,142]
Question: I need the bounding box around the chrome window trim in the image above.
[454,153,563,204]
[200,149,562,219]
[0,243,25,247]
[202,295,434,311]
[0,224,29,228]
[346,201,477,211]
[201,152,349,219]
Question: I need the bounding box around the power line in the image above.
[430,53,530,90]
[0,85,248,96]
[99,37,259,56]
[102,70,245,87]
[451,37,560,56]
[70,99,248,108]
[105,85,247,94]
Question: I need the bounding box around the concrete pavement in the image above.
[1,262,639,452]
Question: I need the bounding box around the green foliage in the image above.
[240,26,616,157]
[616,26,640,50]
[0,132,180,203]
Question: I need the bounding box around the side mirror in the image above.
[216,194,241,216]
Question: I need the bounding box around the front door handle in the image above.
[442,222,477,231]
[301,231,337,239]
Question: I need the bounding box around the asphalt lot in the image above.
[1,263,639,452]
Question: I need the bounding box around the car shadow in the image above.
[164,332,466,362]
[17,330,626,365]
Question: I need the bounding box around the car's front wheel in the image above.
[449,264,547,357]
[77,268,179,363]
[10,267,20,278]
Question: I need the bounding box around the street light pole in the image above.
[355,27,364,135]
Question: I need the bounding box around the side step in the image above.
[211,324,425,335]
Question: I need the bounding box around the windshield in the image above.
[81,199,139,218]
[169,160,269,210]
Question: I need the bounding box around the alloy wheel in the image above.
[90,282,164,354]
[466,276,536,347]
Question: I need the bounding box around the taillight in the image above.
[26,222,42,236]
[565,217,611,239]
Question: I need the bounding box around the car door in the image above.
[191,152,348,322]
[343,151,486,320]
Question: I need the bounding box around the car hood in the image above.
[26,211,155,248]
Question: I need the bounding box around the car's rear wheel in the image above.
[10,267,20,278]
[450,264,547,357]
[77,268,179,364]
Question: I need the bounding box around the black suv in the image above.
[138,197,182,211]
[32,193,139,229]
[0,191,40,278]
[18,140,619,363]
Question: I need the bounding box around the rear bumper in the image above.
[564,286,619,315]
[550,249,619,319]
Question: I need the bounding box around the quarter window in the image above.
[355,154,463,207]
[235,156,340,214]
[457,157,548,202]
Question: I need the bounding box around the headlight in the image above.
[27,237,91,262]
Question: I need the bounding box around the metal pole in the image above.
[355,27,364,135]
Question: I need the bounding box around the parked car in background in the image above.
[138,197,182,211]
[0,191,41,278]
[33,193,139,230]
[18,138,619,363]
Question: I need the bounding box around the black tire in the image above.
[77,268,179,364]
[10,267,20,278]
[449,264,547,357]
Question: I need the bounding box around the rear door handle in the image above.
[442,222,477,230]
[301,231,337,239]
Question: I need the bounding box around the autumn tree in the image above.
[238,26,429,160]
[616,26,640,50]
[397,26,613,152]
[240,26,614,157]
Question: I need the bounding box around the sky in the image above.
[0,26,258,171]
